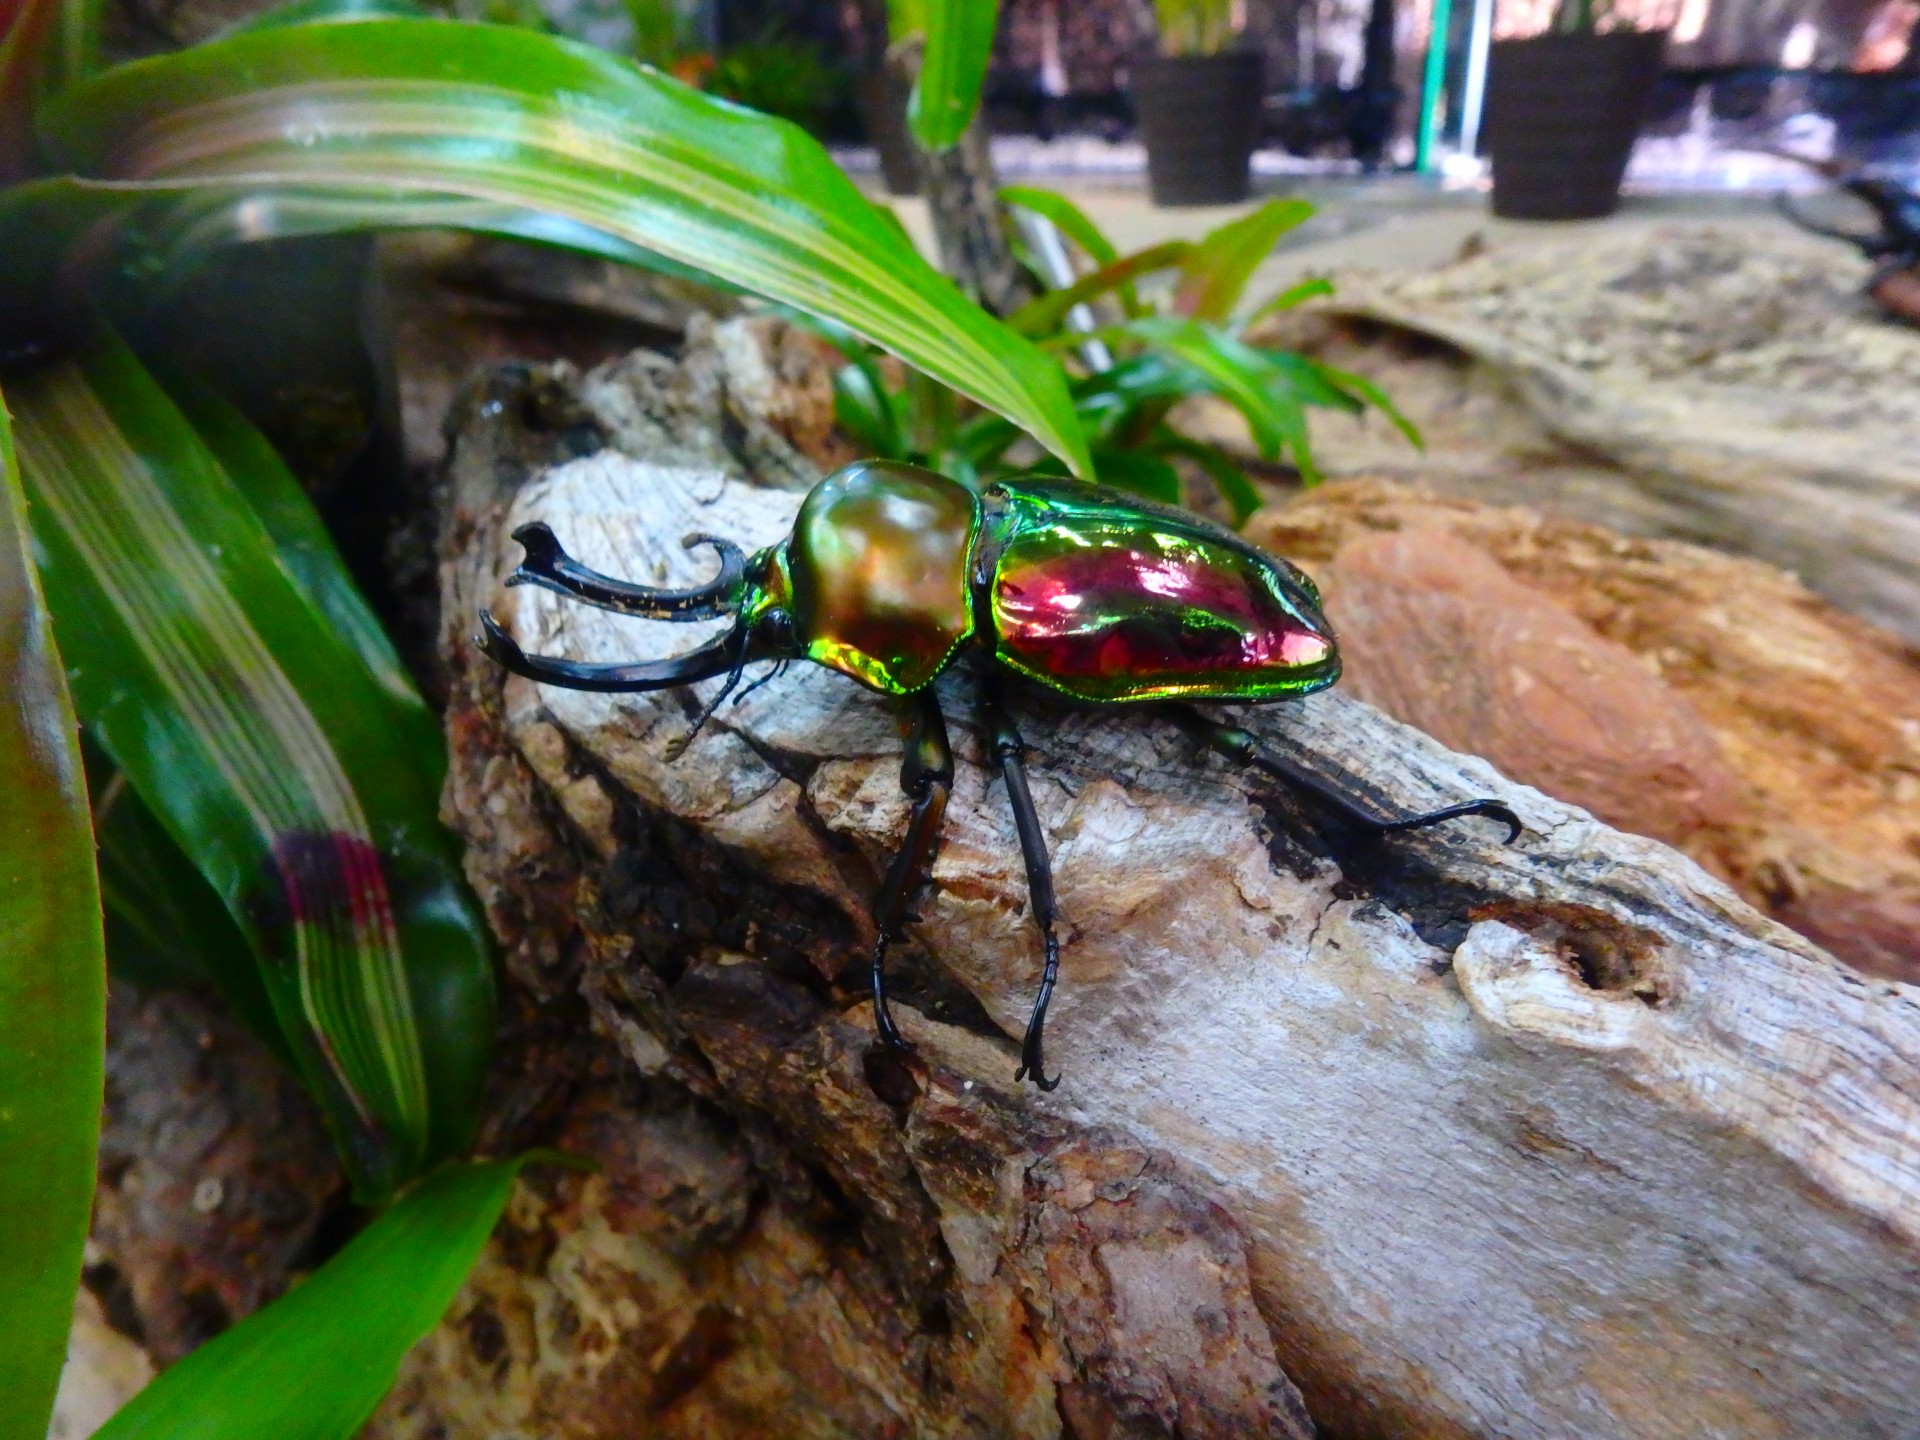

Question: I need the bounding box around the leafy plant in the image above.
[830,191,1418,521]
[903,0,997,150]
[1153,0,1236,57]
[0,0,1088,1430]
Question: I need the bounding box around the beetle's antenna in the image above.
[666,640,751,761]
[730,659,790,707]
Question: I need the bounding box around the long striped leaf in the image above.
[96,1156,548,1440]
[12,330,493,1203]
[0,384,105,1440]
[907,0,998,151]
[20,17,1089,476]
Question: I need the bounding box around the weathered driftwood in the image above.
[366,330,1920,1439]
[1248,478,1920,985]
[1250,223,1920,646]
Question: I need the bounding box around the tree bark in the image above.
[889,41,1038,319]
[363,323,1920,1439]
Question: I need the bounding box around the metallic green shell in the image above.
[785,461,979,695]
[982,477,1338,703]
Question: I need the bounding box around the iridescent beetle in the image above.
[479,461,1520,1089]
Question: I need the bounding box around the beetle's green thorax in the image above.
[780,460,980,695]
[981,477,1338,704]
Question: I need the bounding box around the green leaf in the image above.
[0,0,96,178]
[11,330,493,1203]
[0,384,105,1440]
[1244,274,1334,326]
[86,739,291,1054]
[1090,446,1181,505]
[21,18,1089,477]
[95,1155,551,1440]
[1007,239,1192,339]
[833,360,902,459]
[1001,185,1118,268]
[1173,199,1315,324]
[161,368,444,782]
[907,0,997,151]
[1307,357,1424,449]
[1096,316,1305,467]
[1149,430,1263,524]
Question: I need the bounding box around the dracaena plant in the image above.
[0,0,1088,1432]
[829,191,1418,522]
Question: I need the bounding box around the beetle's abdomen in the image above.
[986,478,1337,703]
[787,461,979,694]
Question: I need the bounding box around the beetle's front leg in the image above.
[869,688,954,1055]
[980,677,1063,1091]
[1178,707,1523,844]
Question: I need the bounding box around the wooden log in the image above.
[1249,222,1920,645]
[371,330,1920,1439]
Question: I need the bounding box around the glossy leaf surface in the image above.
[23,18,1088,475]
[0,387,104,1440]
[907,0,997,150]
[11,332,492,1202]
[94,1157,543,1440]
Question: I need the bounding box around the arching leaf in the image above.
[0,385,105,1440]
[11,330,493,1203]
[17,18,1089,476]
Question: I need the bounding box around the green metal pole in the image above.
[1415,0,1454,173]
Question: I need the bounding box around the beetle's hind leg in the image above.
[869,689,954,1056]
[982,680,1062,1092]
[1180,709,1523,844]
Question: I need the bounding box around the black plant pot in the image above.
[1485,31,1667,220]
[1132,51,1266,206]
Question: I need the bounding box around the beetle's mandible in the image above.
[479,460,1521,1089]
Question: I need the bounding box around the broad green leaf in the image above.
[907,0,997,151]
[1008,239,1192,339]
[12,330,493,1202]
[95,1156,550,1440]
[0,386,104,1440]
[24,18,1090,477]
[1174,199,1315,324]
[1001,185,1118,268]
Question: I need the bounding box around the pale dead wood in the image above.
[377,330,1920,1439]
[1253,223,1920,645]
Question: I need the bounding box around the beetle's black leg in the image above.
[981,681,1062,1091]
[1180,709,1523,844]
[870,688,954,1055]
